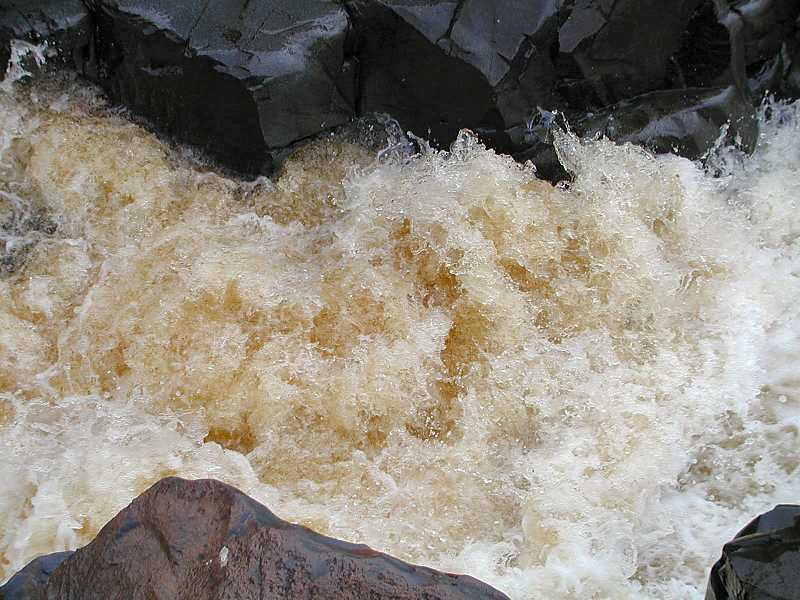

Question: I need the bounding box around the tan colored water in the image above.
[1,66,799,598]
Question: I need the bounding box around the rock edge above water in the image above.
[3,481,797,599]
[2,0,799,179]
[0,477,510,600]
[706,504,800,600]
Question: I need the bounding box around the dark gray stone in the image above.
[346,0,781,166]
[575,84,757,157]
[0,0,798,179]
[0,552,73,600]
[556,0,700,106]
[0,0,91,75]
[85,0,355,174]
[512,84,757,181]
[706,504,800,600]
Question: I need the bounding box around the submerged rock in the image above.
[0,0,798,177]
[2,478,509,599]
[706,504,800,600]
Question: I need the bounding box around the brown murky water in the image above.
[2,53,800,599]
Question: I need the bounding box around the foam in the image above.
[1,73,799,599]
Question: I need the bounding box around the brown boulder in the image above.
[5,477,508,600]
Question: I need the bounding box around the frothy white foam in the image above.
[0,73,798,600]
[1,40,47,93]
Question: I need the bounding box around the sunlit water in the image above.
[1,54,799,599]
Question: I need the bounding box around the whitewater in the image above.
[1,60,799,599]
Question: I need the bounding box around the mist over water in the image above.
[1,65,799,599]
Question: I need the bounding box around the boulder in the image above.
[2,477,509,600]
[513,84,756,181]
[779,13,800,98]
[574,84,757,157]
[347,0,562,152]
[706,504,800,600]
[555,0,700,105]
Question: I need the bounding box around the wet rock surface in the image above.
[0,1,91,74]
[0,478,509,599]
[706,504,800,600]
[1,0,799,177]
[87,0,355,174]
[0,552,72,600]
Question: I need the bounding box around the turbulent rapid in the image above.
[1,68,799,599]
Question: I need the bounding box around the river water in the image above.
[1,57,799,599]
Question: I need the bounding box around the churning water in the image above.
[1,55,799,599]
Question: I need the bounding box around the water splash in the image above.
[0,73,798,600]
[0,40,48,93]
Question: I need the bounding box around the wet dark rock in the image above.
[780,14,800,98]
[0,0,799,179]
[575,84,757,157]
[347,0,563,151]
[513,84,757,181]
[86,0,355,174]
[556,0,700,106]
[706,504,800,600]
[0,551,73,600]
[0,1,91,75]
[3,477,509,600]
[735,0,799,74]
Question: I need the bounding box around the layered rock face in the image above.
[0,478,509,599]
[2,0,798,177]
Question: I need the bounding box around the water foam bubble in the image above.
[0,75,798,600]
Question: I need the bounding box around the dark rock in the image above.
[556,0,700,106]
[706,504,800,600]
[512,84,757,181]
[85,0,355,174]
[22,477,508,599]
[735,0,799,75]
[574,84,758,157]
[347,0,563,151]
[0,0,798,179]
[671,1,733,89]
[0,551,73,600]
[780,14,800,98]
[0,0,91,77]
[347,0,769,169]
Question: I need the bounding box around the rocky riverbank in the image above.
[2,1,799,178]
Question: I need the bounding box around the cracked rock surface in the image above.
[1,0,799,178]
[0,478,509,600]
